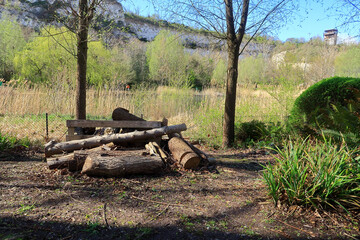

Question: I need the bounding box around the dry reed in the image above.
[0,84,299,142]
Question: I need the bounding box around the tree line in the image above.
[1,14,358,90]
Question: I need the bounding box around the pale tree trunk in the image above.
[223,0,249,147]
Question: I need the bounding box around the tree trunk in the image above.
[223,0,249,148]
[81,152,164,177]
[45,124,187,157]
[168,137,200,169]
[76,0,90,120]
[223,42,240,147]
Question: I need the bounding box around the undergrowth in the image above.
[263,136,360,212]
[0,131,30,150]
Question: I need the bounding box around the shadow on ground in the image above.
[0,216,316,240]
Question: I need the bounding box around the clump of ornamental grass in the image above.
[263,136,360,212]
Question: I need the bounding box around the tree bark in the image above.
[76,0,94,120]
[112,107,145,121]
[223,0,250,148]
[46,144,113,171]
[81,152,164,177]
[45,124,187,157]
[168,137,200,169]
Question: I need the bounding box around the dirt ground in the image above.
[0,147,359,240]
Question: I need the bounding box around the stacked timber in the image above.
[45,109,212,177]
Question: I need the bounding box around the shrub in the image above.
[236,120,286,147]
[288,76,360,136]
[263,137,360,211]
[236,120,267,142]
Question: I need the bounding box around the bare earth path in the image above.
[0,148,358,240]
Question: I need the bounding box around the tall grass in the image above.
[0,83,299,144]
[263,137,360,211]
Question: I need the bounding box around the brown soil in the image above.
[0,147,359,240]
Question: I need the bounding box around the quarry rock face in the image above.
[0,0,231,50]
[0,0,125,29]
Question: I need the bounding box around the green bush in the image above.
[236,120,286,147]
[263,138,360,211]
[288,76,360,136]
[236,120,267,142]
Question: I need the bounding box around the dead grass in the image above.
[0,84,299,142]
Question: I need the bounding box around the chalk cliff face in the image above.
[0,0,222,49]
[0,0,125,29]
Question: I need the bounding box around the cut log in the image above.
[170,133,209,162]
[168,137,200,169]
[45,124,187,157]
[47,144,114,171]
[81,151,163,177]
[112,107,145,121]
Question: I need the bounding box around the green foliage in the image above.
[263,138,360,211]
[335,46,360,78]
[125,39,149,85]
[146,30,192,88]
[192,106,223,148]
[211,59,226,88]
[236,120,286,147]
[237,120,267,142]
[14,26,118,87]
[0,131,30,150]
[238,55,265,85]
[289,77,360,137]
[0,14,26,81]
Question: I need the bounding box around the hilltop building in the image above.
[324,29,338,45]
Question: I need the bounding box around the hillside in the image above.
[0,0,125,29]
[0,0,223,49]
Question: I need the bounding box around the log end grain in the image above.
[181,152,201,169]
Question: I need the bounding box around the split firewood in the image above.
[151,142,168,160]
[145,143,157,156]
[45,124,187,157]
[81,151,164,177]
[168,137,200,169]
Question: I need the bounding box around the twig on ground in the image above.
[276,219,315,238]
[103,203,111,229]
[343,232,359,240]
[154,203,170,219]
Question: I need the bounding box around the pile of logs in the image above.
[45,115,211,177]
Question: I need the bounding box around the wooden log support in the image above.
[168,137,200,169]
[45,124,187,157]
[81,152,164,177]
[112,107,145,121]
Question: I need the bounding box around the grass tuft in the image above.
[263,137,360,212]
